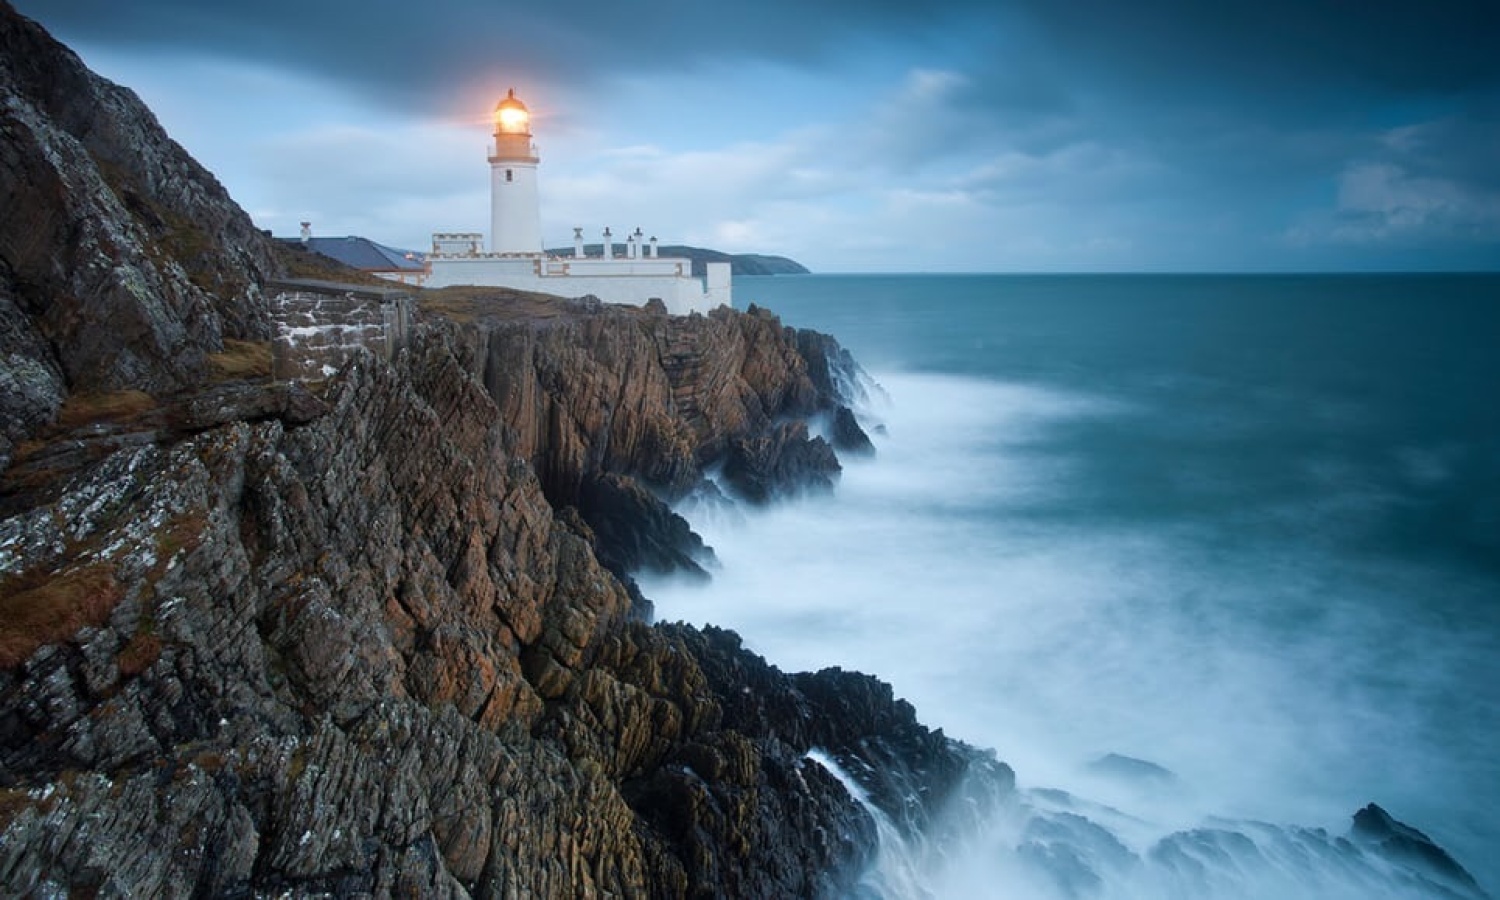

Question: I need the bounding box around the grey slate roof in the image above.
[291,236,426,272]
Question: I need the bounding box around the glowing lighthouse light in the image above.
[495,91,530,134]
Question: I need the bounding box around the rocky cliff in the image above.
[0,4,1004,894]
[0,316,1000,896]
[0,2,281,471]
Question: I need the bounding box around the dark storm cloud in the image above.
[12,0,991,109]
[19,0,1497,124]
[969,0,1500,258]
[1007,0,1500,101]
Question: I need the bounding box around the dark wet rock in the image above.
[830,404,875,455]
[1352,803,1488,898]
[0,246,979,900]
[577,472,714,582]
[1020,810,1139,897]
[0,319,982,896]
[722,421,840,504]
[457,295,868,515]
[468,301,853,507]
[1087,752,1177,785]
[0,282,66,470]
[1149,828,1267,884]
[795,321,881,409]
[661,625,1014,843]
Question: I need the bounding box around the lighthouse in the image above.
[425,90,732,313]
[489,89,542,254]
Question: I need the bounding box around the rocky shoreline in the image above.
[0,3,1488,896]
[0,235,1006,895]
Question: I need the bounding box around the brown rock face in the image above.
[459,299,869,599]
[475,303,831,506]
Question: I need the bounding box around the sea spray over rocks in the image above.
[646,354,1496,897]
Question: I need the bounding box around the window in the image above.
[506,169,513,183]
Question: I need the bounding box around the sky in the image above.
[13,0,1500,272]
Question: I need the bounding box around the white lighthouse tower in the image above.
[489,89,542,254]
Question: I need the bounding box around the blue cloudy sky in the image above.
[15,0,1500,272]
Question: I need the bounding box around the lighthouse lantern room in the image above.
[489,89,542,254]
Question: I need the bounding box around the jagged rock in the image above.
[0,319,988,896]
[830,404,875,455]
[468,301,837,507]
[659,625,1014,840]
[795,320,879,409]
[722,421,840,503]
[1352,803,1488,898]
[0,282,65,471]
[577,472,714,582]
[1087,752,1177,785]
[442,292,867,527]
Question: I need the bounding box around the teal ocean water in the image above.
[645,274,1500,897]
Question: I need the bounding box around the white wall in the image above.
[705,262,732,309]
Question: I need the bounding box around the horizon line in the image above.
[751,269,1500,277]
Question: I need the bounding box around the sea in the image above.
[641,273,1500,899]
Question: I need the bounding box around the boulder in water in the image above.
[1086,752,1177,786]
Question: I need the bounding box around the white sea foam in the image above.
[644,369,1497,898]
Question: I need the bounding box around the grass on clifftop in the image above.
[55,390,157,429]
[419,285,626,323]
[209,340,272,381]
